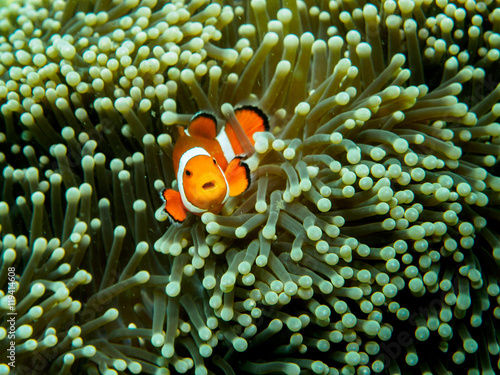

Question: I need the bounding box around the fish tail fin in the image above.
[225,157,251,197]
[160,188,188,223]
[234,106,269,145]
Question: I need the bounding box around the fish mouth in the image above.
[202,181,215,190]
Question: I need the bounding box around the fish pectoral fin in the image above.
[161,188,187,223]
[188,112,218,139]
[225,157,250,197]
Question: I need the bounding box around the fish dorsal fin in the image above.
[225,157,250,197]
[234,106,270,140]
[161,188,188,223]
[188,112,218,139]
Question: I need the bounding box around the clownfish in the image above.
[161,105,269,223]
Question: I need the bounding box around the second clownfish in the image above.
[161,106,269,223]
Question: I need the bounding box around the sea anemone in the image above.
[1,0,500,374]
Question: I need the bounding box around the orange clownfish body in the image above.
[161,106,269,223]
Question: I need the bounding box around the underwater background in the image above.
[1,0,500,374]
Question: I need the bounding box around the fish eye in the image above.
[213,158,217,165]
[185,170,192,176]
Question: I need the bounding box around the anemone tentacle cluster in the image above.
[1,0,500,374]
